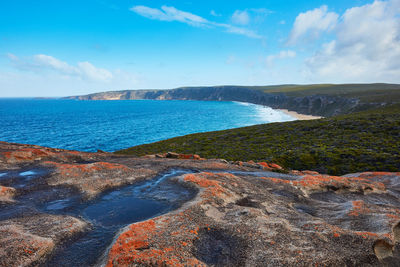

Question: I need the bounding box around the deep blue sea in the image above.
[0,99,295,152]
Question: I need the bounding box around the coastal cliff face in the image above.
[66,86,378,117]
[1,142,400,266]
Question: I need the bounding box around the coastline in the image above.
[278,109,323,120]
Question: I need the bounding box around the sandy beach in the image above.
[278,109,323,120]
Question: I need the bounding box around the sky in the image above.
[1,0,400,97]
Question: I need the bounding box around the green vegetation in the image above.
[249,83,400,104]
[117,104,400,176]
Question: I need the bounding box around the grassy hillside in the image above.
[250,83,400,103]
[117,104,400,175]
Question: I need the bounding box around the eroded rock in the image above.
[263,173,386,195]
[43,161,157,199]
[0,185,16,202]
[0,214,87,267]
[1,142,400,266]
[105,171,400,266]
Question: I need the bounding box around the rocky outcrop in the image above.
[0,141,102,165]
[0,214,87,267]
[0,185,15,202]
[146,152,204,160]
[43,161,157,199]
[65,86,377,117]
[1,142,400,266]
[106,171,400,266]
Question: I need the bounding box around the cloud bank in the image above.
[288,5,338,45]
[267,50,296,65]
[130,5,262,39]
[8,54,113,82]
[303,0,400,82]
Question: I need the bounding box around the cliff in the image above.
[65,84,400,117]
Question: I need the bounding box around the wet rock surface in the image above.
[1,142,400,266]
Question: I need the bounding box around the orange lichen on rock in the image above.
[357,172,400,178]
[201,161,230,169]
[0,214,87,267]
[2,148,52,163]
[301,170,320,175]
[106,220,156,266]
[0,185,15,195]
[184,173,220,188]
[257,162,283,170]
[1,146,96,164]
[289,170,320,176]
[260,174,385,194]
[213,172,238,179]
[183,173,227,199]
[348,200,370,216]
[0,185,16,201]
[333,232,341,238]
[260,177,291,184]
[178,154,203,160]
[355,231,380,239]
[269,163,283,170]
[0,226,55,266]
[106,218,205,267]
[163,152,204,160]
[294,174,385,193]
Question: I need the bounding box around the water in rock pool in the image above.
[0,166,300,266]
[0,99,295,152]
[1,169,198,266]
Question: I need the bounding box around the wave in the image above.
[232,101,296,124]
[232,101,251,106]
[252,105,296,123]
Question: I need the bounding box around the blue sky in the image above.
[1,0,399,96]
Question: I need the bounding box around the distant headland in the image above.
[66,83,400,117]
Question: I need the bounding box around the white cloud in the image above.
[231,8,272,25]
[288,5,338,45]
[130,5,262,39]
[210,10,221,17]
[231,10,250,25]
[267,50,296,65]
[77,61,113,81]
[131,5,208,26]
[3,54,141,96]
[8,54,113,82]
[305,0,400,83]
[223,24,261,39]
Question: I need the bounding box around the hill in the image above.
[117,104,400,176]
[66,83,400,117]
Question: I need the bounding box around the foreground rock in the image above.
[0,185,16,202]
[0,214,87,266]
[1,142,400,266]
[105,172,400,266]
[43,161,157,199]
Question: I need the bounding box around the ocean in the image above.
[0,99,295,152]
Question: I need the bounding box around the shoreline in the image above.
[65,98,325,121]
[232,101,323,122]
[278,109,323,120]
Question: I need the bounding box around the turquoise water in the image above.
[0,99,295,152]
